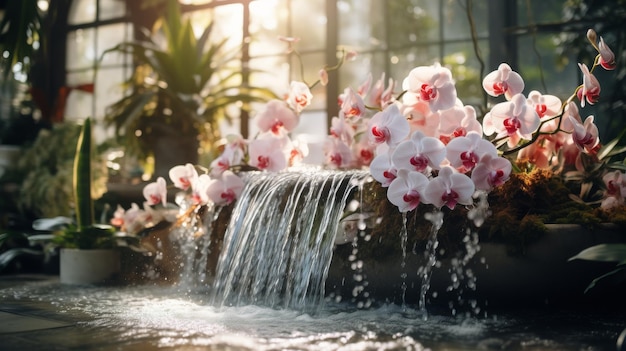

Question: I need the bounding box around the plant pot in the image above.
[59,248,121,285]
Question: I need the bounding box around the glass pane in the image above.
[517,35,577,98]
[387,0,440,48]
[291,0,326,51]
[188,5,244,53]
[249,56,289,93]
[338,0,384,50]
[443,40,488,107]
[249,0,289,57]
[97,23,133,67]
[99,0,126,20]
[68,0,96,25]
[65,71,94,124]
[67,28,96,70]
[95,67,128,121]
[388,45,439,80]
[339,52,387,93]
[517,0,564,26]
[443,0,488,40]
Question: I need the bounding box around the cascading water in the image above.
[211,169,369,310]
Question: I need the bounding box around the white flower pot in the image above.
[60,248,121,285]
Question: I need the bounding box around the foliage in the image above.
[569,243,626,292]
[14,121,108,219]
[0,0,41,77]
[102,0,277,163]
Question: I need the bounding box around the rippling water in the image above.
[1,281,623,350]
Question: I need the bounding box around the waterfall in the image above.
[211,169,369,310]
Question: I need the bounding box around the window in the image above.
[64,0,583,162]
[65,0,132,142]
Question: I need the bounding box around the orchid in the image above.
[387,170,430,212]
[169,163,198,191]
[256,99,300,136]
[367,104,411,147]
[340,87,366,120]
[422,166,475,210]
[470,154,512,192]
[445,132,497,173]
[286,81,313,113]
[206,170,245,206]
[392,130,446,173]
[576,63,601,107]
[248,137,288,172]
[143,177,167,207]
[481,63,524,100]
[370,151,397,187]
[483,93,540,148]
[402,63,457,112]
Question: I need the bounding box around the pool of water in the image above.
[1,280,623,350]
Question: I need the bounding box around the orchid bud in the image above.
[586,29,598,47]
[345,50,358,61]
[598,37,616,70]
[319,69,329,86]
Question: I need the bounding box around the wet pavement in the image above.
[0,275,188,351]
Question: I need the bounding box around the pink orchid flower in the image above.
[484,93,541,148]
[568,114,600,154]
[287,81,313,114]
[576,63,601,108]
[248,137,288,172]
[402,63,457,112]
[422,166,475,210]
[256,99,300,136]
[329,114,356,145]
[340,87,366,120]
[527,90,562,119]
[438,104,482,143]
[402,98,440,137]
[357,73,373,97]
[482,63,525,100]
[206,170,245,206]
[366,73,396,108]
[446,132,497,173]
[392,130,446,173]
[387,169,430,212]
[370,151,397,187]
[191,174,212,205]
[603,170,626,198]
[516,137,553,169]
[598,37,616,70]
[559,101,582,133]
[210,143,245,177]
[323,137,353,169]
[143,177,167,206]
[352,135,376,168]
[318,69,329,86]
[168,163,198,190]
[367,104,410,147]
[470,154,512,191]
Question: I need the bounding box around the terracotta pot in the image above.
[60,248,121,285]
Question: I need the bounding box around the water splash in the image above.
[169,199,221,292]
[417,210,443,319]
[212,169,369,310]
[399,212,408,308]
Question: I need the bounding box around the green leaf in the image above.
[569,244,626,263]
[584,266,626,293]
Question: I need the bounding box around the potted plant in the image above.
[54,117,129,285]
[103,0,276,179]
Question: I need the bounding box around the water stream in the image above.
[211,169,368,310]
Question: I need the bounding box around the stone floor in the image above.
[0,275,205,351]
